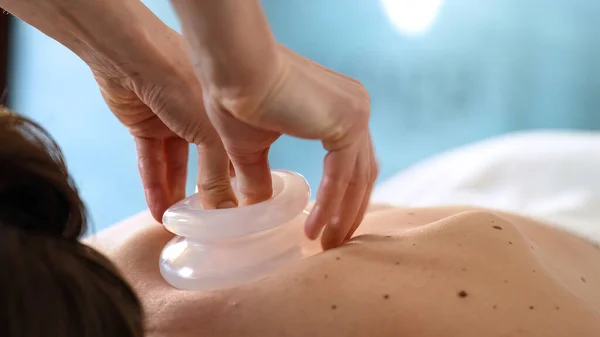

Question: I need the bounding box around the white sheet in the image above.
[372,131,600,243]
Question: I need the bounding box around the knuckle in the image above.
[342,102,370,138]
[137,154,159,172]
[227,147,269,166]
[355,82,371,102]
[324,124,347,145]
[349,95,370,117]
[140,83,170,114]
[348,174,367,189]
[324,88,370,148]
[169,160,187,175]
[204,86,268,125]
[325,173,353,191]
[139,172,162,190]
[351,83,371,112]
[141,179,161,191]
[347,179,359,189]
[237,188,272,204]
[140,83,219,147]
[186,123,220,148]
[198,176,231,196]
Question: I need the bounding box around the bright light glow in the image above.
[162,240,188,260]
[178,267,194,278]
[380,0,443,36]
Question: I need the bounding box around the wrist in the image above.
[66,1,169,78]
[170,0,279,94]
[5,0,168,78]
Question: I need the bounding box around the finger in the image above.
[229,148,273,205]
[164,137,189,203]
[344,183,373,242]
[321,140,369,249]
[305,144,358,240]
[345,136,378,241]
[135,137,170,223]
[196,141,238,209]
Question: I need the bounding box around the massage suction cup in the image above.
[160,170,320,290]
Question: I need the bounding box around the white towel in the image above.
[372,131,600,243]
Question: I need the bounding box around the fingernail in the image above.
[217,201,237,209]
[305,226,319,241]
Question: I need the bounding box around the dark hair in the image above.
[0,108,143,337]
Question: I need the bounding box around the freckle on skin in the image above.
[504,280,508,284]
[395,262,400,265]
[508,241,513,245]
[408,212,415,216]
[383,294,390,300]
[581,277,586,283]
[533,270,536,273]
[458,290,468,298]
[331,305,337,310]
[336,257,341,261]
[385,236,391,238]
[530,246,535,250]
[529,306,535,310]
[461,268,467,272]
[324,274,328,279]
[492,225,503,230]
[412,243,416,246]
[555,306,560,310]
[492,305,497,310]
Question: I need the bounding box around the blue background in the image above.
[9,0,600,231]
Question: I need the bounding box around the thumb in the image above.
[229,148,273,205]
[196,143,239,209]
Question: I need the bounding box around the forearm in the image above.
[169,0,279,92]
[1,0,168,75]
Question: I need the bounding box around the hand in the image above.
[203,45,378,249]
[0,0,241,221]
[168,0,376,248]
[91,31,237,222]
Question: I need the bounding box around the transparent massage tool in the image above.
[160,170,321,291]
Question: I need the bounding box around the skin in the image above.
[85,205,600,336]
[170,0,377,247]
[1,0,377,247]
[1,0,237,218]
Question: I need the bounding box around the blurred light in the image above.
[178,267,194,278]
[162,239,188,260]
[380,0,443,36]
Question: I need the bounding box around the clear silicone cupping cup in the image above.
[160,170,321,291]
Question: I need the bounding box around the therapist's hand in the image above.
[91,33,237,222]
[170,0,377,249]
[0,0,238,221]
[204,45,378,249]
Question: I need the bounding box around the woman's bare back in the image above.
[86,206,600,337]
